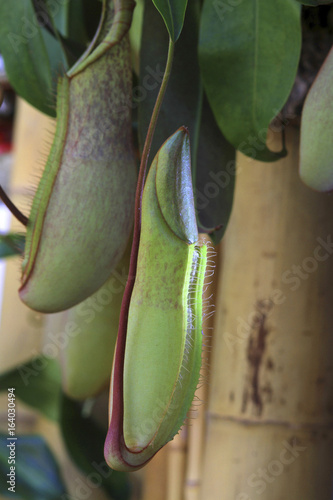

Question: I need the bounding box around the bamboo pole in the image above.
[183,363,208,500]
[200,127,333,500]
[0,99,50,372]
[142,445,168,500]
[166,426,187,500]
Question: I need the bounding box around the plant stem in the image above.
[0,186,28,226]
[191,78,203,187]
[130,36,175,284]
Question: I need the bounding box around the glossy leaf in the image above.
[0,357,61,421]
[60,394,131,500]
[0,0,56,116]
[199,0,301,162]
[152,0,188,41]
[0,234,25,258]
[300,46,333,191]
[139,0,235,243]
[0,434,67,500]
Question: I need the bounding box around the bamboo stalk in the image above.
[0,99,51,373]
[183,370,207,500]
[166,425,187,500]
[142,445,168,500]
[200,127,333,500]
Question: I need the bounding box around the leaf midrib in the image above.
[166,1,175,39]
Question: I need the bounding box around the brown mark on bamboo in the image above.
[241,299,273,416]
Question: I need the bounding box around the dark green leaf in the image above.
[199,0,301,162]
[45,0,90,66]
[60,394,131,500]
[48,0,69,35]
[139,0,235,243]
[66,0,90,46]
[195,94,236,244]
[0,434,67,500]
[0,0,56,116]
[34,0,71,69]
[0,357,62,421]
[81,0,104,42]
[33,0,88,65]
[296,0,332,4]
[0,234,25,258]
[151,0,188,41]
[32,0,61,39]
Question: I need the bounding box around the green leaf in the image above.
[60,394,131,500]
[300,46,333,191]
[151,0,188,41]
[195,94,236,244]
[0,357,62,421]
[33,0,88,66]
[0,434,67,499]
[33,0,88,76]
[0,0,56,116]
[49,0,69,35]
[199,0,301,162]
[34,0,71,70]
[139,0,235,243]
[0,234,25,258]
[296,0,332,4]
